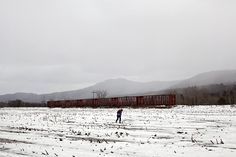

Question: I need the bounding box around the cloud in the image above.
[0,0,236,94]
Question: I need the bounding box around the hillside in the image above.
[0,70,236,103]
[172,70,236,88]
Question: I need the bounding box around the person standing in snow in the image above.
[116,109,123,123]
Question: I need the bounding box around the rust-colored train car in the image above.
[47,94,176,108]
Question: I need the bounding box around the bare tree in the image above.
[94,90,108,98]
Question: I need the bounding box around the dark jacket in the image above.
[117,109,123,117]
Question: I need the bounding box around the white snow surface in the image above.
[0,106,236,157]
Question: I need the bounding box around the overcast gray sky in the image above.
[0,0,236,94]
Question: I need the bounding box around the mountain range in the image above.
[0,69,236,103]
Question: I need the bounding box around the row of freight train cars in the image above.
[47,94,176,108]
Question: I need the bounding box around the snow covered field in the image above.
[0,106,236,157]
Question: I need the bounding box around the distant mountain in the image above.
[0,69,236,103]
[0,78,179,103]
[41,78,179,101]
[0,93,41,103]
[172,69,236,89]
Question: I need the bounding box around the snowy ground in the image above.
[0,106,236,157]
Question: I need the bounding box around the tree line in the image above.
[0,100,46,108]
[166,84,236,105]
